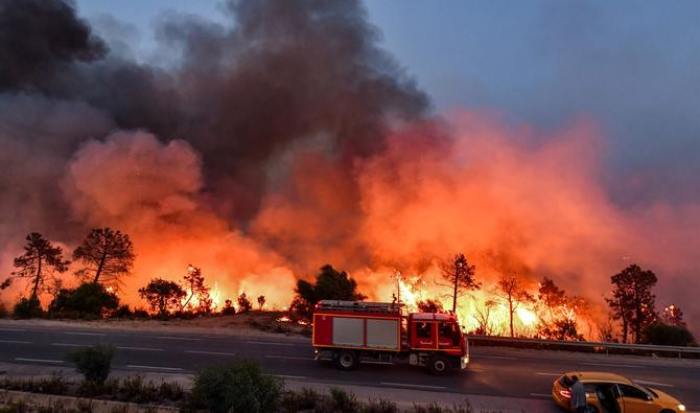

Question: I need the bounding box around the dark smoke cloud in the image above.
[1,0,428,220]
[0,0,106,92]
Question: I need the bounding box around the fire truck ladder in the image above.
[316,300,402,314]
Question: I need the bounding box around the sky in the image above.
[74,0,700,208]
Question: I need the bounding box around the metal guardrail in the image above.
[466,334,700,359]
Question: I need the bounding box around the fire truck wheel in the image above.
[336,350,359,370]
[428,355,450,375]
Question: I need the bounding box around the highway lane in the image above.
[1,323,699,411]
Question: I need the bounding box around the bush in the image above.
[13,297,43,318]
[280,388,321,412]
[221,299,236,315]
[643,322,697,346]
[327,387,360,413]
[132,307,150,319]
[237,293,252,313]
[49,283,119,319]
[111,304,133,319]
[362,399,399,413]
[189,360,282,413]
[67,345,115,385]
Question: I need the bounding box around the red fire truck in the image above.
[312,300,469,374]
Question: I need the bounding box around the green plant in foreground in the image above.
[189,360,282,413]
[67,344,115,386]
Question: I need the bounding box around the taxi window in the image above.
[617,384,649,400]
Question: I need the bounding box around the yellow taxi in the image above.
[552,371,686,413]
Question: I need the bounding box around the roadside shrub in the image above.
[362,399,399,413]
[67,344,115,385]
[412,402,474,413]
[13,297,43,318]
[189,360,282,413]
[280,388,321,412]
[132,307,150,319]
[643,322,697,346]
[111,304,133,319]
[221,299,236,315]
[49,283,119,319]
[0,374,68,395]
[327,388,360,413]
[237,293,252,313]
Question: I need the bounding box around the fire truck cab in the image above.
[312,300,469,374]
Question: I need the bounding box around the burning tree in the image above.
[535,277,583,341]
[417,299,443,313]
[138,278,186,317]
[181,265,211,313]
[257,295,266,311]
[606,264,657,343]
[290,264,365,320]
[1,233,69,302]
[237,292,252,313]
[72,228,135,288]
[497,273,534,338]
[662,304,685,327]
[474,298,497,335]
[440,253,479,313]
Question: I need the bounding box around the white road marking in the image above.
[15,358,63,364]
[246,341,295,347]
[126,365,183,371]
[633,379,674,388]
[186,350,237,356]
[51,343,90,347]
[536,372,561,376]
[64,332,105,337]
[530,393,552,398]
[116,346,164,352]
[157,336,201,341]
[582,362,644,369]
[0,340,32,344]
[381,382,446,390]
[265,355,313,361]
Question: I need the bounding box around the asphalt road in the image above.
[1,322,698,412]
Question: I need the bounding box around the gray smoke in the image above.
[1,0,428,220]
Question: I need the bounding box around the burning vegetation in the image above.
[0,0,698,344]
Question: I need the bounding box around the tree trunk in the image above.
[452,276,458,313]
[621,318,628,344]
[93,252,107,284]
[31,256,43,300]
[508,297,515,338]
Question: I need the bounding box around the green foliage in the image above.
[117,376,185,403]
[0,373,69,395]
[290,264,366,319]
[67,344,115,385]
[237,292,252,313]
[327,387,360,413]
[138,278,186,316]
[49,282,119,319]
[13,296,43,318]
[642,322,697,346]
[607,264,658,343]
[189,360,282,413]
[412,402,474,413]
